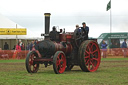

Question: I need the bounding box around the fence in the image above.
[0,50,29,59]
[0,48,128,59]
[101,48,128,58]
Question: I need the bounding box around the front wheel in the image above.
[25,51,39,73]
[53,51,66,74]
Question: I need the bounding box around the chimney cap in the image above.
[44,13,51,16]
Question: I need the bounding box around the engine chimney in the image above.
[44,13,51,39]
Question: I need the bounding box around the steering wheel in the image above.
[73,28,85,48]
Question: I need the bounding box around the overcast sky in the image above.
[0,0,128,38]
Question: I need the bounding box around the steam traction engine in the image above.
[25,13,101,74]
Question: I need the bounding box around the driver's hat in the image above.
[82,22,86,25]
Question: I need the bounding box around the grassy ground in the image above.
[0,58,128,85]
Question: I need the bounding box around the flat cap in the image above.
[82,22,86,25]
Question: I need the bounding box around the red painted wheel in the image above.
[25,51,39,73]
[78,40,101,72]
[53,51,66,74]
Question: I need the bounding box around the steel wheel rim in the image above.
[29,53,38,72]
[56,53,66,73]
[84,41,101,72]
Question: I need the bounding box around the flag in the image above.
[106,0,111,11]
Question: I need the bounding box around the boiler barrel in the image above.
[36,40,72,57]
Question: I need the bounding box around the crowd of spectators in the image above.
[101,39,128,58]
[1,39,38,51]
[15,39,38,51]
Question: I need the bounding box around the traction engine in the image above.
[25,13,101,74]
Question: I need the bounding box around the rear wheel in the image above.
[25,51,39,73]
[53,51,66,74]
[78,40,101,72]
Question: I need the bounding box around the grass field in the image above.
[0,58,128,85]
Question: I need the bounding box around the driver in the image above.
[49,26,59,41]
[81,22,89,39]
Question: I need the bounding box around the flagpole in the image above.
[110,0,112,33]
[109,0,112,54]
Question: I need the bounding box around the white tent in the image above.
[0,13,44,50]
[0,13,41,39]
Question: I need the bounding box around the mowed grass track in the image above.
[0,58,128,85]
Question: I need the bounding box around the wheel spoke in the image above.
[61,54,64,58]
[60,59,62,62]
[57,57,61,70]
[59,67,62,73]
[56,61,60,67]
[29,61,33,65]
[90,43,94,49]
[92,49,98,54]
[85,50,90,55]
[92,53,96,57]
[33,65,37,71]
[60,54,65,66]
[29,56,33,65]
[90,61,95,69]
[92,58,98,61]
[57,57,61,66]
[31,54,34,59]
[87,45,91,53]
[85,59,89,65]
[30,55,34,62]
[85,55,90,59]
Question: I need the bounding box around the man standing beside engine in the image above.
[81,22,89,39]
